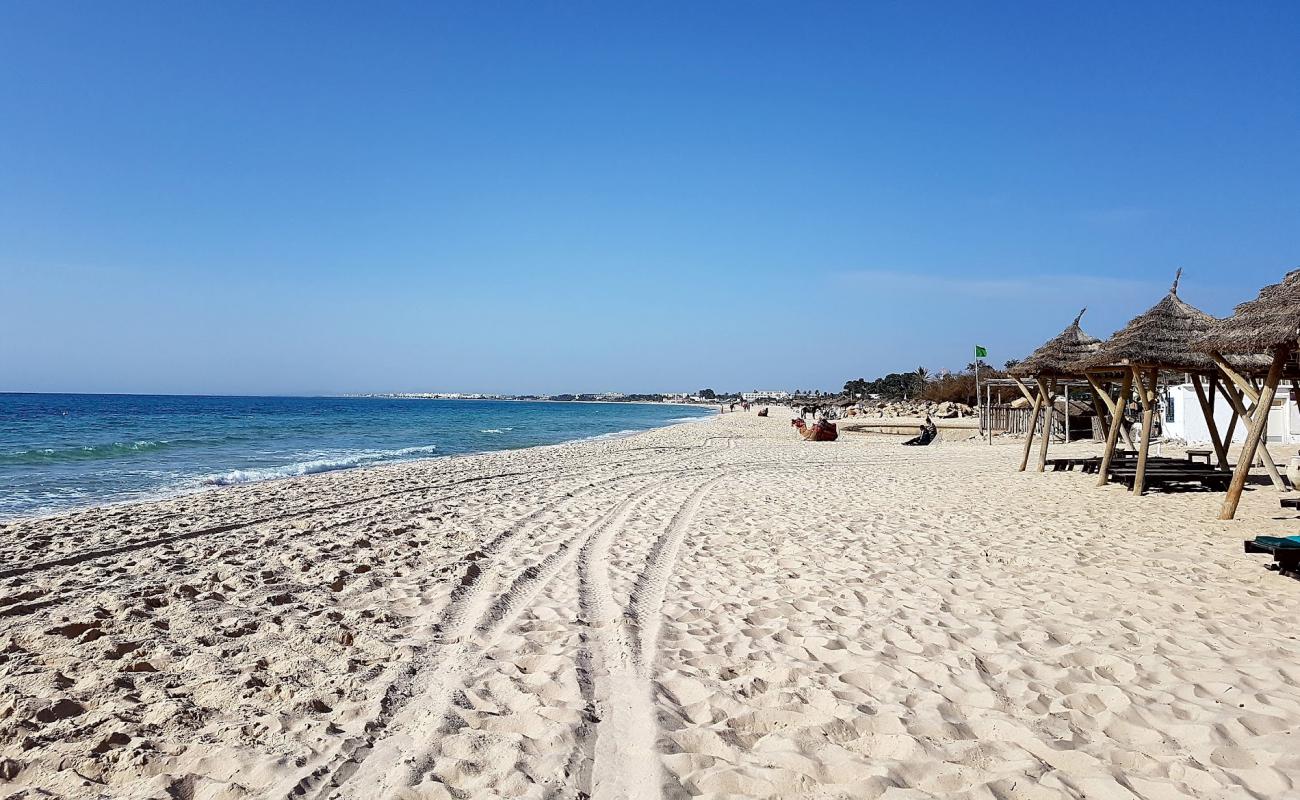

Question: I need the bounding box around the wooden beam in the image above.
[1035,377,1056,472]
[1085,373,1136,450]
[1085,377,1109,443]
[1018,385,1043,472]
[1213,352,1261,403]
[1191,373,1230,473]
[1215,375,1242,446]
[1097,369,1132,487]
[1086,373,1117,414]
[1010,377,1036,406]
[1221,348,1288,520]
[1217,375,1286,492]
[1132,367,1156,496]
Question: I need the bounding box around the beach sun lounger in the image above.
[1244,535,1300,575]
[1042,454,1231,491]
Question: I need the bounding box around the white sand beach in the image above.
[3,412,1300,799]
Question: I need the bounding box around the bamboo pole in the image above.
[1018,386,1043,472]
[1097,369,1133,487]
[1132,367,1156,496]
[1191,373,1230,472]
[1036,377,1056,472]
[1220,349,1287,520]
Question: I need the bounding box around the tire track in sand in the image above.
[317,475,674,800]
[577,475,721,800]
[279,452,717,799]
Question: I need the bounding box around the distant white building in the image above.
[741,390,791,402]
[1163,382,1300,444]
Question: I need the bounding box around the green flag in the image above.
[974,345,988,358]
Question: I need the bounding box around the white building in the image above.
[741,390,791,401]
[1163,382,1300,444]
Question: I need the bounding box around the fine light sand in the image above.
[3,411,1300,799]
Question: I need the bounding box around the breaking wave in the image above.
[199,445,439,486]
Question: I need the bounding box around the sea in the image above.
[0,394,714,521]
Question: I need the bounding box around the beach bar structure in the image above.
[1007,309,1103,472]
[1200,269,1300,520]
[1071,270,1275,496]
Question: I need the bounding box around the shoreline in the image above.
[4,411,1299,798]
[0,411,716,527]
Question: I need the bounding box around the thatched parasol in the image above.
[1196,268,1300,519]
[1199,267,1300,356]
[1006,309,1102,474]
[1008,308,1102,379]
[1067,270,1274,496]
[1073,271,1220,373]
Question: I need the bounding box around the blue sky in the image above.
[2,2,1298,395]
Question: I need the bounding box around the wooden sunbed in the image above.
[1108,468,1231,492]
[1043,454,1231,491]
[1244,535,1300,574]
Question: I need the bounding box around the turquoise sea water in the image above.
[0,394,713,520]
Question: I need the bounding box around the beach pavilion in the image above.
[1071,270,1276,496]
[1200,269,1300,520]
[1007,309,1103,473]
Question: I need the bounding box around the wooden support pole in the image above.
[1217,376,1286,491]
[1018,386,1043,472]
[1132,367,1156,496]
[1085,377,1109,443]
[1191,373,1230,473]
[1212,353,1261,403]
[1215,376,1242,446]
[1220,349,1288,520]
[1087,373,1136,450]
[1036,377,1057,472]
[1097,369,1132,487]
[1010,377,1036,405]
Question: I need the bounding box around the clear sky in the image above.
[3,2,1298,395]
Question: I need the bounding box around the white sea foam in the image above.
[581,429,643,443]
[199,445,439,486]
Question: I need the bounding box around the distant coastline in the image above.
[349,391,720,406]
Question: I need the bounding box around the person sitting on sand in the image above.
[902,415,937,446]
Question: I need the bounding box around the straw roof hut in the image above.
[1007,309,1102,474]
[1199,267,1300,357]
[1073,272,1218,373]
[1067,271,1273,496]
[1008,309,1102,379]
[1194,268,1300,520]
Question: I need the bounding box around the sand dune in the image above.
[3,412,1300,798]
